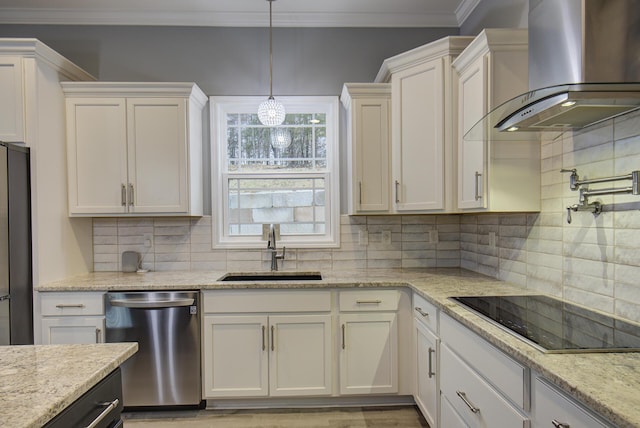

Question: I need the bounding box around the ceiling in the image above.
[0,0,481,28]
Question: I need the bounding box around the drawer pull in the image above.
[86,398,119,428]
[414,306,429,317]
[55,304,85,309]
[456,390,480,413]
[428,347,435,378]
[356,300,382,304]
[95,328,101,343]
[552,420,570,428]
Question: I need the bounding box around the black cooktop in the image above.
[451,295,640,353]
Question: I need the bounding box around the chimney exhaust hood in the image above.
[471,0,640,138]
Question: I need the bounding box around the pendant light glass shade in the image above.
[258,97,286,127]
[258,0,285,126]
[270,127,291,149]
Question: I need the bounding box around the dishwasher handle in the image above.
[109,298,195,308]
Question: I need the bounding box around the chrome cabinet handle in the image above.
[414,306,429,317]
[55,304,85,309]
[552,420,570,428]
[262,325,266,351]
[456,390,480,413]
[121,184,126,206]
[356,300,382,304]
[271,325,275,351]
[428,347,435,378]
[341,324,346,350]
[474,171,482,201]
[395,180,400,203]
[86,398,119,428]
[95,328,101,343]
[128,183,134,206]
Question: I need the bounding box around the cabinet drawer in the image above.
[203,290,331,313]
[41,292,105,316]
[441,344,529,428]
[533,377,608,428]
[413,292,438,332]
[339,289,399,312]
[441,313,528,409]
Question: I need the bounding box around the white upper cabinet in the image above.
[453,29,541,212]
[0,57,24,142]
[377,36,473,213]
[341,83,391,214]
[62,82,207,216]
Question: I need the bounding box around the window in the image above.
[210,96,340,248]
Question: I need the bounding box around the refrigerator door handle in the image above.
[0,295,9,301]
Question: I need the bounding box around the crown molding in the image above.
[0,8,470,28]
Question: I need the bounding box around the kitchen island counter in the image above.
[0,343,137,428]
[37,268,640,427]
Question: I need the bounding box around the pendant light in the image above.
[257,0,286,126]
[270,127,291,149]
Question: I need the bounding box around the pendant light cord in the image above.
[268,0,274,99]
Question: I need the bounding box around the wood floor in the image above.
[122,406,430,428]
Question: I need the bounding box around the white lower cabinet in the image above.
[440,313,529,427]
[202,290,333,399]
[441,344,529,427]
[338,289,400,395]
[39,292,105,344]
[413,294,439,428]
[339,312,398,395]
[532,376,609,428]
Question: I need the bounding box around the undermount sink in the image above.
[219,272,323,282]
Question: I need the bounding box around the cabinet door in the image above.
[339,312,398,395]
[352,97,390,212]
[392,58,445,211]
[66,98,128,214]
[269,314,332,397]
[457,55,486,209]
[126,98,188,214]
[41,317,105,344]
[415,320,439,428]
[0,57,24,142]
[202,315,269,398]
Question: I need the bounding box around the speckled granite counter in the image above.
[37,268,640,427]
[0,343,137,428]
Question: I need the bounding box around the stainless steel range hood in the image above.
[476,0,640,137]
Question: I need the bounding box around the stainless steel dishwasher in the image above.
[105,291,201,408]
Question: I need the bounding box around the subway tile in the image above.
[563,271,614,296]
[366,216,401,225]
[401,215,436,225]
[94,263,118,272]
[227,260,263,271]
[333,259,367,270]
[402,241,436,251]
[190,261,227,271]
[614,110,640,141]
[614,247,640,267]
[403,258,437,268]
[615,299,640,324]
[615,264,640,285]
[367,258,401,269]
[435,259,459,268]
[526,277,562,296]
[154,261,190,271]
[564,286,614,314]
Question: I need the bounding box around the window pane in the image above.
[226,113,327,173]
[228,177,326,236]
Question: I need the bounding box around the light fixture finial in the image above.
[258,0,285,126]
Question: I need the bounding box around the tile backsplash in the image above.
[93,214,461,273]
[92,110,640,323]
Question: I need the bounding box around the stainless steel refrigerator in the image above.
[0,142,33,345]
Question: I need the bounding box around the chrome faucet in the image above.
[267,224,285,271]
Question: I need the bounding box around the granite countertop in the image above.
[37,268,640,427]
[0,343,138,428]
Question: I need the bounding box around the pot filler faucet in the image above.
[267,224,286,271]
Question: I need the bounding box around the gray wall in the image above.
[460,0,528,35]
[0,25,458,95]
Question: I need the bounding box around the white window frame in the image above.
[210,96,340,249]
